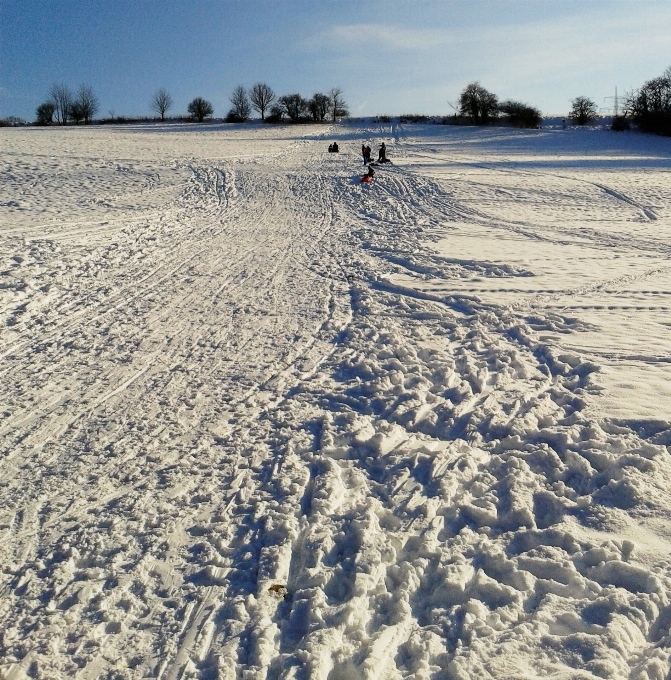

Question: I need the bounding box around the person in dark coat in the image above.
[360,166,375,183]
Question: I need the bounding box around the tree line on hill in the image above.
[559,65,671,134]
[36,84,100,125]
[454,83,599,128]
[29,66,671,136]
[34,82,348,125]
[455,82,542,127]
[422,83,594,128]
[456,64,671,135]
[222,84,347,123]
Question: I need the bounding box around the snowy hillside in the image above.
[1,120,671,680]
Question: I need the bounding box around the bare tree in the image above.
[70,101,85,124]
[229,85,251,121]
[249,83,276,120]
[188,97,214,122]
[36,101,56,125]
[279,94,308,122]
[458,82,498,125]
[77,84,99,124]
[329,88,348,121]
[569,96,597,125]
[151,88,173,121]
[50,84,72,125]
[308,93,330,122]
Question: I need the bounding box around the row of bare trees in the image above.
[36,84,100,125]
[36,81,347,125]
[157,84,347,124]
[226,84,348,123]
[149,85,273,123]
[149,88,213,122]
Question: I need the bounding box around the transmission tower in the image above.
[604,87,618,116]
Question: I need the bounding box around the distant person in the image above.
[362,144,367,164]
[378,142,386,161]
[365,144,372,164]
[328,143,333,152]
[332,141,339,152]
[360,166,375,183]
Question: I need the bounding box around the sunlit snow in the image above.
[1,120,671,680]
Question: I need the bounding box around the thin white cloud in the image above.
[477,9,671,100]
[297,3,671,115]
[301,23,455,52]
[305,6,671,62]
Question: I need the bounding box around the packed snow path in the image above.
[2,122,671,680]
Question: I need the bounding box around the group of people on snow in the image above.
[326,139,390,184]
[359,142,389,182]
[360,142,387,164]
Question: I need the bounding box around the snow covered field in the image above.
[2,120,671,680]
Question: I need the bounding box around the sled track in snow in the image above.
[2,124,671,680]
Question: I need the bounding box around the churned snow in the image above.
[1,119,671,680]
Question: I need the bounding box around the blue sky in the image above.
[1,0,670,120]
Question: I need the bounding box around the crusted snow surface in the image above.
[1,121,671,680]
